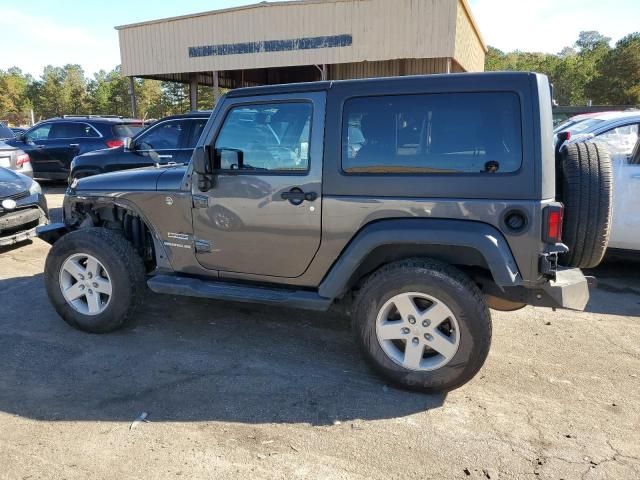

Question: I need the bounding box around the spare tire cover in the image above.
[558,141,612,269]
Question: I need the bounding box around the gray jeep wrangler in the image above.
[38,72,612,392]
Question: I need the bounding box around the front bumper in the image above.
[0,205,49,246]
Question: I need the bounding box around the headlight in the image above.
[29,180,42,195]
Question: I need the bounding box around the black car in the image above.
[0,167,48,247]
[69,112,209,182]
[7,116,144,180]
[0,122,14,140]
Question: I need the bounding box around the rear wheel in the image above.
[352,259,492,392]
[558,141,612,268]
[44,227,146,333]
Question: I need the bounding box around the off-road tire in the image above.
[558,141,612,268]
[44,227,146,333]
[352,259,492,393]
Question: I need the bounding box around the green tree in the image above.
[587,33,640,104]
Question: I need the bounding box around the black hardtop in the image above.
[226,71,543,98]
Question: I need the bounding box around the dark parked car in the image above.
[0,122,15,140]
[0,167,48,247]
[69,112,210,182]
[39,73,611,393]
[7,116,144,180]
[0,141,33,177]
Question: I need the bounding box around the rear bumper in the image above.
[540,268,591,310]
[481,267,592,311]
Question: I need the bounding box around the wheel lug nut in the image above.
[79,285,85,290]
[401,327,410,334]
[88,289,93,295]
[92,282,98,288]
[412,337,419,345]
[87,272,93,279]
[408,316,416,324]
[424,333,433,341]
[78,274,84,280]
[422,319,431,327]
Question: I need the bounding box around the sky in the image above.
[0,0,638,78]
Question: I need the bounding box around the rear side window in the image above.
[136,120,184,151]
[186,119,207,148]
[49,122,100,139]
[113,124,143,137]
[342,92,523,174]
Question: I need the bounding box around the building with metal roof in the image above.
[116,0,487,112]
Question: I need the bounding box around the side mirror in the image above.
[15,132,25,142]
[192,146,213,174]
[217,148,244,170]
[123,137,133,150]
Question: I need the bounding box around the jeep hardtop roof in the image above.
[225,71,543,98]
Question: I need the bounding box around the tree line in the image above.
[486,31,640,106]
[0,66,215,126]
[1,30,638,126]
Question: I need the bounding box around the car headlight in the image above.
[29,180,42,195]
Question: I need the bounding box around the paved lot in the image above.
[0,187,639,480]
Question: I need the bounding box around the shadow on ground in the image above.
[584,256,640,316]
[0,273,444,424]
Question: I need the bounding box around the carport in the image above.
[115,0,487,114]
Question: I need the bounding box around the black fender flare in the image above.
[318,218,521,299]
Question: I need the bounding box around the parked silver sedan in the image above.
[0,141,33,178]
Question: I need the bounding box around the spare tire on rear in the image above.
[557,141,612,269]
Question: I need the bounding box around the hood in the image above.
[73,165,173,192]
[0,167,30,198]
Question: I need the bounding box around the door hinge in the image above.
[194,239,212,253]
[192,195,209,209]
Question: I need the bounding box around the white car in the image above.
[555,111,640,253]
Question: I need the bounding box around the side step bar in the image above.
[147,274,333,311]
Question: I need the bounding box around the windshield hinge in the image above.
[194,239,211,253]
[192,195,209,209]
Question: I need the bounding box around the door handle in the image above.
[157,154,173,159]
[69,143,80,147]
[281,188,318,205]
[35,145,45,149]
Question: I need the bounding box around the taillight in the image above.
[557,131,571,142]
[105,139,124,148]
[543,205,564,243]
[16,153,30,166]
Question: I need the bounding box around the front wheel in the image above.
[44,227,146,333]
[352,259,492,392]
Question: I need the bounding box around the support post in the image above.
[189,73,198,111]
[128,77,137,118]
[213,71,220,105]
[446,58,452,74]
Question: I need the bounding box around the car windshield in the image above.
[0,123,15,140]
[554,118,604,136]
[113,123,144,137]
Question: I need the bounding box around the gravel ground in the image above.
[0,187,638,480]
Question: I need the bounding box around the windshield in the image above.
[0,123,14,140]
[554,118,604,136]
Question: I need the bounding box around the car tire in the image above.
[352,258,492,393]
[44,227,146,333]
[558,141,612,269]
